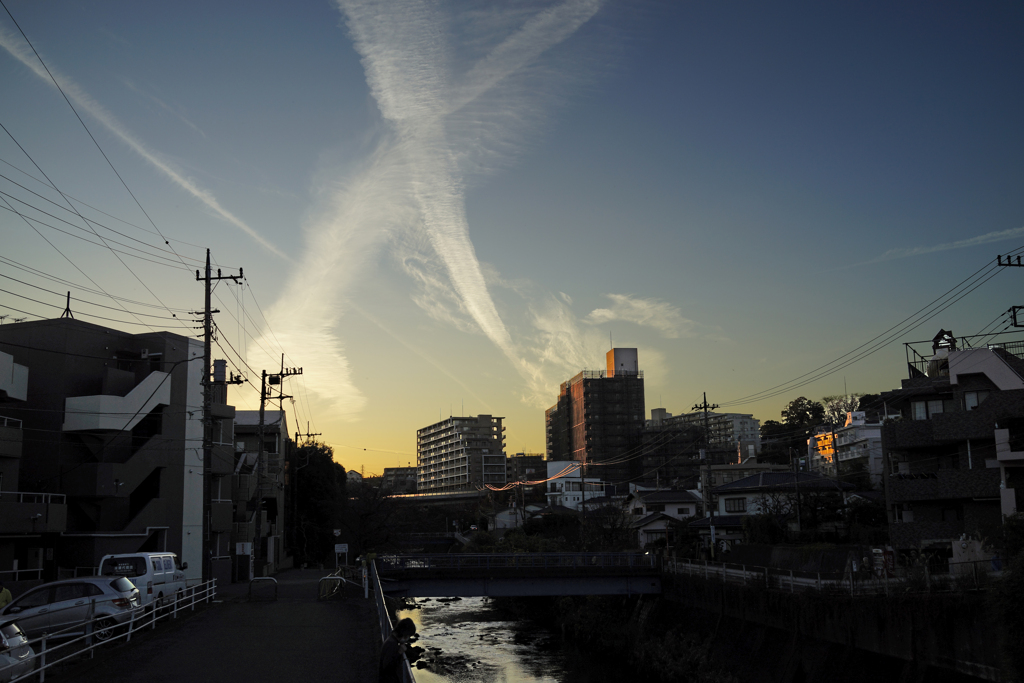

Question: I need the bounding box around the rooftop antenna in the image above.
[609,331,613,350]
[60,292,74,319]
[0,315,7,325]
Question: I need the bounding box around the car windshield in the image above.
[100,557,147,578]
[110,577,136,593]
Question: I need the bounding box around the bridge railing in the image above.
[665,557,1002,595]
[377,552,656,572]
[370,561,416,683]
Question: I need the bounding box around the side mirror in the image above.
[180,562,188,570]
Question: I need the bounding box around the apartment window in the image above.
[724,498,746,513]
[965,391,989,411]
[911,399,954,420]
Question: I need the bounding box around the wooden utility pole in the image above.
[253,363,302,576]
[196,249,241,582]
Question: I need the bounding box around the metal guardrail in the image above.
[0,415,22,428]
[317,568,361,601]
[666,557,1002,596]
[0,579,216,682]
[377,552,656,572]
[248,576,277,601]
[369,561,415,683]
[0,568,43,582]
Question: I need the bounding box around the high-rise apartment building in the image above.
[545,349,645,492]
[417,415,506,493]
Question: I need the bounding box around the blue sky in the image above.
[1,1,1022,474]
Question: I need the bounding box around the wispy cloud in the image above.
[121,79,207,139]
[869,227,1024,264]
[586,294,697,339]
[0,28,286,259]
[253,0,606,414]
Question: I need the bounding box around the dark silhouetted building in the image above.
[545,349,645,492]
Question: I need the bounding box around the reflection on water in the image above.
[396,597,626,683]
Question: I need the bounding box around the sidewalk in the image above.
[61,568,380,683]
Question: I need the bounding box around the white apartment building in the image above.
[544,460,605,510]
[417,415,506,493]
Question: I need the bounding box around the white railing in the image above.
[665,557,1002,596]
[0,579,216,682]
[0,491,66,504]
[0,415,22,428]
[0,568,42,582]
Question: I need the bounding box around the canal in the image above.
[396,596,633,682]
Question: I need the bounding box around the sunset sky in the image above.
[2,1,1022,475]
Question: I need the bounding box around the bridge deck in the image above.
[377,552,662,597]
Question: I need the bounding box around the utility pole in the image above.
[291,422,320,556]
[196,249,241,582]
[253,364,302,577]
[692,393,719,556]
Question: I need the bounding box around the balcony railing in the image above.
[0,415,22,428]
[0,490,66,504]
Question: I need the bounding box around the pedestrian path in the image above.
[60,569,379,683]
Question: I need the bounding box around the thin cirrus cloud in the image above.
[869,227,1024,264]
[0,27,287,260]
[586,294,698,339]
[250,0,607,415]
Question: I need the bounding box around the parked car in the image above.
[0,622,34,682]
[0,577,140,641]
[98,552,187,610]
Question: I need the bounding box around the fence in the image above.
[0,568,42,582]
[665,557,1002,596]
[0,491,65,504]
[377,552,656,572]
[369,561,416,683]
[317,567,362,601]
[0,580,216,682]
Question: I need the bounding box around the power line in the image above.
[720,249,1018,407]
[0,255,192,311]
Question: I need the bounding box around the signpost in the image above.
[334,543,349,567]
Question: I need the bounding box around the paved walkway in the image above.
[59,569,380,683]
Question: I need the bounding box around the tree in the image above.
[821,394,861,426]
[781,397,825,429]
[291,441,347,565]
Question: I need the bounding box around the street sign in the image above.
[334,543,348,553]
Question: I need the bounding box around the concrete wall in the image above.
[664,573,1009,681]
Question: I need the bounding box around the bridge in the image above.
[376,552,662,597]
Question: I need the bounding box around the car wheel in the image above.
[94,617,117,642]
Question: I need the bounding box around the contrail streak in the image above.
[0,28,288,260]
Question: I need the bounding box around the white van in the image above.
[98,552,188,609]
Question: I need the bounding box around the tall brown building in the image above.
[545,349,645,492]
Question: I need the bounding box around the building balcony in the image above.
[63,371,171,432]
[0,491,67,533]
